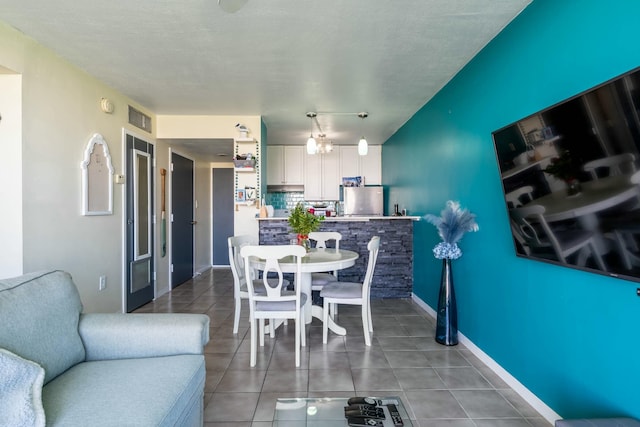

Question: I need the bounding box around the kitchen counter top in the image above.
[257,215,420,221]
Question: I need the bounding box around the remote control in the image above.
[386,403,403,427]
[347,397,380,406]
[344,406,385,419]
[344,404,381,412]
[347,417,384,427]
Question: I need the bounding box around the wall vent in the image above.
[128,105,152,133]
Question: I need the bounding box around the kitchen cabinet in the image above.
[304,150,340,200]
[339,145,381,185]
[267,146,303,185]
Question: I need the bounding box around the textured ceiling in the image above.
[0,0,531,160]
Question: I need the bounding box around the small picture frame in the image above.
[342,176,363,187]
[236,188,246,202]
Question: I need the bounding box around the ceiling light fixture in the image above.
[357,112,369,156]
[305,111,368,155]
[316,133,333,154]
[306,112,317,154]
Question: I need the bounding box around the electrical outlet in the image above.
[99,275,107,291]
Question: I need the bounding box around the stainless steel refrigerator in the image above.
[343,186,384,216]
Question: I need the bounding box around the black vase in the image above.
[436,258,458,346]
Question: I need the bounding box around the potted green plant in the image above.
[543,150,582,195]
[288,203,324,251]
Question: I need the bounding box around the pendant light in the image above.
[306,112,317,154]
[357,112,369,156]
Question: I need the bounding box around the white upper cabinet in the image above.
[360,145,382,185]
[303,152,322,199]
[267,146,303,185]
[339,145,381,185]
[321,150,340,200]
[303,150,340,201]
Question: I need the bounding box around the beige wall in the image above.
[0,21,154,312]
[0,21,264,310]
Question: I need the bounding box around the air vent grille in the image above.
[128,105,152,133]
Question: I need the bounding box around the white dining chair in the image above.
[582,153,636,180]
[600,170,640,269]
[308,231,342,289]
[505,185,534,208]
[320,236,380,346]
[240,244,307,367]
[227,236,289,334]
[509,205,606,270]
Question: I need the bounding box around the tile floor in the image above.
[135,268,551,427]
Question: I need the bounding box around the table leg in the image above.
[299,272,313,324]
[311,305,346,336]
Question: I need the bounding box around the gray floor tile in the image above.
[308,368,355,392]
[405,390,468,419]
[309,350,351,370]
[499,389,544,417]
[416,420,475,427]
[136,268,550,426]
[204,392,261,422]
[473,419,533,427]
[385,350,431,368]
[262,369,309,392]
[347,348,391,369]
[377,336,423,351]
[434,367,493,389]
[352,368,402,391]
[424,350,471,367]
[451,389,522,418]
[206,353,234,371]
[393,368,446,390]
[216,369,267,392]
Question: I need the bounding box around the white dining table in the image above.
[528,175,640,222]
[249,247,359,335]
[523,174,640,253]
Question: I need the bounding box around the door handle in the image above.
[190,220,197,225]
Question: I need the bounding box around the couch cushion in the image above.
[0,270,85,384]
[0,348,46,427]
[42,355,205,427]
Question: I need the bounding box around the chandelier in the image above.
[305,111,368,155]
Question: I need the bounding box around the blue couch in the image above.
[0,270,210,427]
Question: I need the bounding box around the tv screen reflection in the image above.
[492,66,640,282]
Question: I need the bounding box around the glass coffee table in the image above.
[273,396,413,427]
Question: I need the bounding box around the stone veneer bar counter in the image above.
[257,216,418,298]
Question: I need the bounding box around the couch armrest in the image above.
[79,313,210,361]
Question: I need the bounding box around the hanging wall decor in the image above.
[81,133,114,215]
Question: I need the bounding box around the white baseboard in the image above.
[411,293,560,425]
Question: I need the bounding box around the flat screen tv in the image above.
[492,66,640,283]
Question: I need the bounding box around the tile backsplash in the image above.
[265,192,305,209]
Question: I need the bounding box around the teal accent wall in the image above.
[383,0,640,420]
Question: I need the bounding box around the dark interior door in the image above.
[171,152,194,288]
[212,168,234,265]
[126,134,154,312]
